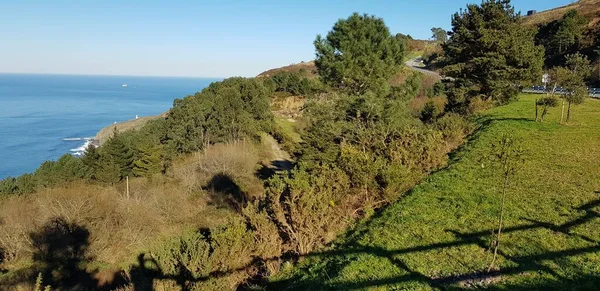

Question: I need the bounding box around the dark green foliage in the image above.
[314,13,404,95]
[132,144,164,177]
[553,10,587,54]
[536,96,559,107]
[102,133,134,179]
[148,219,255,288]
[565,52,593,80]
[420,100,440,123]
[269,71,321,96]
[393,71,422,100]
[298,90,452,203]
[94,156,120,184]
[0,177,18,195]
[166,77,273,155]
[81,144,100,179]
[0,155,86,195]
[443,0,544,111]
[537,10,588,66]
[33,154,86,188]
[394,33,410,52]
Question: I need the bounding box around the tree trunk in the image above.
[560,100,565,124]
[567,101,572,122]
[541,105,548,122]
[535,99,538,122]
[488,172,509,272]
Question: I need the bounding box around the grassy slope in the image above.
[521,0,600,27]
[271,94,600,290]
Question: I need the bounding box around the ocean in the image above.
[0,74,218,179]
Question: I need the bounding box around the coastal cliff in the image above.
[94,113,166,145]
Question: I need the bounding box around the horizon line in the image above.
[0,71,232,79]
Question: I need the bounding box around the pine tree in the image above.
[133,144,164,177]
[443,0,544,111]
[552,10,587,54]
[95,156,120,184]
[81,144,100,180]
[314,13,404,96]
[103,132,134,179]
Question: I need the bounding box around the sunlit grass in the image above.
[271,95,600,290]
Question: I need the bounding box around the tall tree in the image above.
[443,0,544,111]
[431,27,447,43]
[103,132,134,179]
[81,144,100,180]
[565,52,593,80]
[133,144,164,177]
[314,13,405,95]
[552,10,587,54]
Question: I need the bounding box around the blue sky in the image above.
[0,0,574,78]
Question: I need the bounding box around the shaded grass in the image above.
[270,95,600,290]
[275,117,302,144]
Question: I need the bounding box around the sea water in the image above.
[0,74,218,179]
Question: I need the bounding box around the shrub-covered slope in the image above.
[271,95,600,290]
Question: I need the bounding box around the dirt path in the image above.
[263,134,294,171]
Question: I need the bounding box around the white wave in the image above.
[63,137,94,141]
[69,139,94,156]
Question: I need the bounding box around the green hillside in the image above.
[270,95,600,290]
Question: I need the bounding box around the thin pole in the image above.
[560,100,565,124]
[126,176,130,199]
[535,98,538,122]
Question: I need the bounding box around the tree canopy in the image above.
[443,0,544,111]
[431,27,447,43]
[314,13,404,95]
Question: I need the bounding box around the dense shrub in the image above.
[147,219,255,290]
[166,77,273,156]
[435,113,473,149]
[268,71,322,96]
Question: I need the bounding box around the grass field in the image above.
[270,94,600,290]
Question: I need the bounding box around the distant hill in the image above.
[257,61,317,79]
[522,0,600,27]
[95,113,166,145]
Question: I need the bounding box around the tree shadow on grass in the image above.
[256,160,295,180]
[263,196,600,290]
[29,217,98,290]
[83,195,600,290]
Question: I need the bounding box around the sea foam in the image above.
[66,137,95,156]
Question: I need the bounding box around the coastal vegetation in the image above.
[0,0,598,290]
[270,94,600,290]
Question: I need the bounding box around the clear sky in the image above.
[0,0,574,78]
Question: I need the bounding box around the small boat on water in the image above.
[122,84,128,87]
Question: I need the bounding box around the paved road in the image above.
[405,57,452,81]
[405,57,599,99]
[523,87,600,99]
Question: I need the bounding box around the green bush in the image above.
[435,113,473,148]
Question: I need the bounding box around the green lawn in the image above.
[270,94,600,290]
